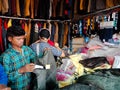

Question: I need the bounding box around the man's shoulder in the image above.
[30,42,49,48]
[0,49,12,61]
[29,43,38,48]
[22,45,33,51]
[1,48,12,55]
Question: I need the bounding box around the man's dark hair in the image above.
[39,29,50,39]
[7,26,25,37]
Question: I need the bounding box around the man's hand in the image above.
[19,63,35,74]
[54,42,59,48]
[0,85,11,90]
[1,87,11,90]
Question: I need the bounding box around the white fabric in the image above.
[112,56,120,68]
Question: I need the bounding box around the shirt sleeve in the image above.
[29,43,37,52]
[0,64,8,86]
[27,46,37,63]
[50,46,62,57]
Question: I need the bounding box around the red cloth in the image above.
[48,40,54,46]
[4,19,8,30]
[11,0,17,16]
[106,56,114,65]
[0,18,4,53]
[21,20,25,30]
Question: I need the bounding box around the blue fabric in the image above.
[0,64,8,86]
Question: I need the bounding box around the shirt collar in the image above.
[8,44,24,54]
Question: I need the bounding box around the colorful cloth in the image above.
[0,45,36,90]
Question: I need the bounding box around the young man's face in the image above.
[8,35,25,48]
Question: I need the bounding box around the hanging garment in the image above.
[50,22,56,42]
[1,0,9,14]
[113,0,120,6]
[78,0,88,14]
[89,0,96,12]
[37,0,50,19]
[16,0,21,16]
[59,0,64,17]
[19,0,24,17]
[24,0,30,17]
[58,22,64,48]
[63,22,69,46]
[96,0,106,10]
[24,20,31,45]
[117,12,120,33]
[52,0,58,18]
[54,22,59,43]
[33,49,57,90]
[106,0,114,8]
[79,0,84,10]
[34,0,39,18]
[30,0,34,18]
[11,0,17,16]
[30,21,37,44]
[49,0,52,18]
[74,0,78,14]
[2,19,8,51]
[98,28,114,42]
[0,18,4,54]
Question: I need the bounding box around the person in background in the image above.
[30,28,64,90]
[0,64,11,90]
[30,28,65,58]
[0,26,36,90]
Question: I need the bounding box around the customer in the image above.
[0,26,36,90]
[0,64,11,90]
[30,28,65,58]
[30,28,65,90]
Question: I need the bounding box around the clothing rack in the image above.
[0,15,71,22]
[74,5,120,20]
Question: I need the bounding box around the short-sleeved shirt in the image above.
[30,42,62,57]
[0,64,8,86]
[0,45,36,90]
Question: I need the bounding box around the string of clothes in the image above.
[72,11,120,43]
[0,0,120,20]
[0,0,74,19]
[0,18,73,55]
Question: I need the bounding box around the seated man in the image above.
[0,64,11,90]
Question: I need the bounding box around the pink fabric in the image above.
[106,56,114,65]
[56,70,72,81]
[88,45,102,50]
[56,72,68,81]
[81,47,88,54]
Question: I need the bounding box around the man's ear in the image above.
[8,37,12,42]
